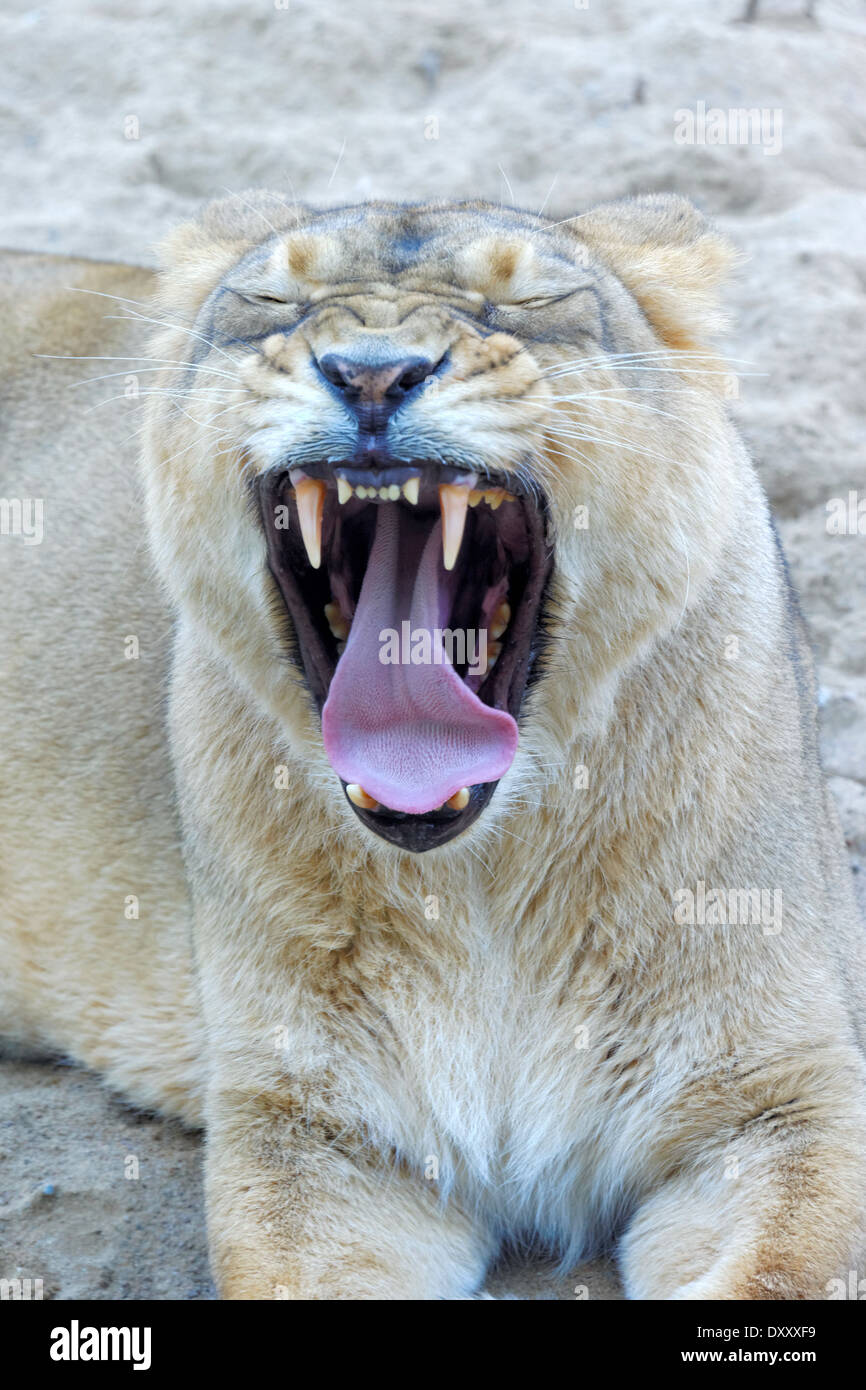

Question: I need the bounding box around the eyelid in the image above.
[501,286,587,308]
[232,289,295,306]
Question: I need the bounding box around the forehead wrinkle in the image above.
[235,213,593,295]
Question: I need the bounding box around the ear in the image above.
[153,190,314,318]
[571,195,740,351]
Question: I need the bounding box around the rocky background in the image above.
[1,0,863,1301]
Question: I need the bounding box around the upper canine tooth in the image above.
[402,476,420,505]
[468,490,483,507]
[439,482,471,571]
[336,477,352,505]
[295,477,326,568]
[346,783,379,810]
[324,601,350,640]
[486,640,502,670]
[490,602,511,640]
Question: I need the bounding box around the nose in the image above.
[317,352,438,429]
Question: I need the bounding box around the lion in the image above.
[1,194,864,1300]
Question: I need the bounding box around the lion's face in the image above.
[143,195,738,851]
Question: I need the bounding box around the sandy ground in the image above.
[0,0,864,1300]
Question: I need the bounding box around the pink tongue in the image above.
[322,505,517,813]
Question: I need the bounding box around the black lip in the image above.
[342,779,499,852]
[256,456,553,853]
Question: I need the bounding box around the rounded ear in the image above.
[153,190,314,318]
[570,194,741,351]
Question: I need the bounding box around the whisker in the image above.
[536,173,559,218]
[102,310,239,366]
[547,363,765,381]
[532,212,589,233]
[326,138,347,190]
[536,392,725,447]
[220,185,283,239]
[541,347,760,373]
[462,842,496,881]
[68,285,192,321]
[671,516,691,631]
[34,353,240,382]
[71,372,246,394]
[528,423,674,465]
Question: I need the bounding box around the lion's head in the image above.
[143,193,741,851]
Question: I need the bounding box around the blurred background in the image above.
[0,0,863,1300]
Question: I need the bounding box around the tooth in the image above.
[486,640,502,671]
[402,476,420,505]
[490,602,511,640]
[295,477,326,568]
[468,490,483,507]
[324,601,349,641]
[337,477,352,505]
[346,784,379,810]
[379,486,390,500]
[485,489,504,510]
[439,482,471,571]
[355,485,368,499]
[387,484,400,501]
[446,787,470,811]
[336,641,346,656]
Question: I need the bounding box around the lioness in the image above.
[1,194,864,1300]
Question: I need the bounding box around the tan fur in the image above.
[1,195,864,1300]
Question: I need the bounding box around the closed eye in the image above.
[501,289,588,309]
[235,291,295,307]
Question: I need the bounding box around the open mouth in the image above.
[257,457,552,851]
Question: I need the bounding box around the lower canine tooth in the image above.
[346,784,379,810]
[402,476,420,505]
[446,787,470,811]
[439,482,471,571]
[295,477,326,568]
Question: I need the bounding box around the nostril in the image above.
[394,359,437,392]
[317,354,355,390]
[316,352,442,411]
